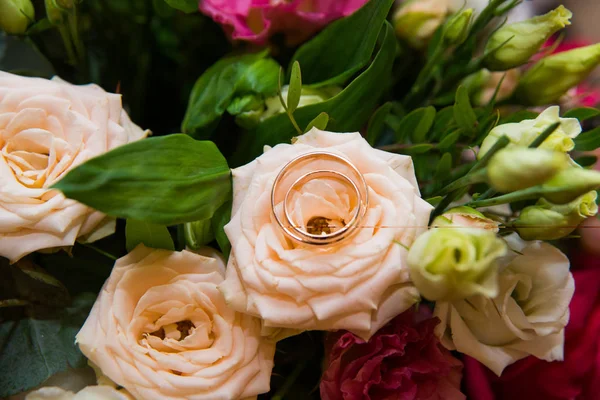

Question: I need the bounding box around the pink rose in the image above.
[320,308,465,400]
[463,260,600,400]
[199,0,369,45]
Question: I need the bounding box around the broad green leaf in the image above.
[125,219,175,251]
[405,143,435,155]
[574,126,600,151]
[574,155,598,168]
[233,22,396,165]
[53,135,232,226]
[289,0,395,87]
[182,51,279,138]
[184,218,214,249]
[0,293,95,397]
[438,129,461,151]
[305,112,330,132]
[366,102,393,146]
[435,153,453,180]
[164,0,198,13]
[211,201,232,258]
[431,106,457,140]
[563,107,600,122]
[287,61,302,113]
[394,106,436,142]
[454,86,478,135]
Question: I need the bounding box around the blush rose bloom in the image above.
[220,129,433,340]
[0,71,148,262]
[199,0,368,45]
[320,307,465,400]
[25,386,132,400]
[434,234,575,376]
[76,246,275,400]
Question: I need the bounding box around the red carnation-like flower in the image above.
[320,308,465,400]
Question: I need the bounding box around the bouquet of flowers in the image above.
[1,0,600,399]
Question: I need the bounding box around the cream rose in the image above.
[434,234,575,375]
[76,245,275,400]
[0,71,148,262]
[25,386,131,400]
[220,129,433,340]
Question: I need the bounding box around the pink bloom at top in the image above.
[320,307,465,400]
[199,0,369,45]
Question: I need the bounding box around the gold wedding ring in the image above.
[271,151,369,246]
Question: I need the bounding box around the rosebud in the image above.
[541,168,600,204]
[0,0,34,34]
[487,148,570,193]
[514,191,598,240]
[444,8,473,45]
[432,206,499,232]
[408,228,506,301]
[478,106,581,158]
[516,43,600,105]
[393,0,449,49]
[484,5,572,71]
[261,85,340,121]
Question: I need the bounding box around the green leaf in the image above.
[126,219,175,251]
[164,0,198,13]
[233,22,396,165]
[574,126,600,151]
[305,112,330,132]
[574,155,598,168]
[431,106,457,140]
[454,86,478,135]
[438,129,461,151]
[289,0,395,87]
[563,107,600,122]
[184,219,214,249]
[435,153,453,180]
[366,102,393,146]
[0,293,95,397]
[405,143,435,155]
[287,61,302,113]
[53,135,232,226]
[500,110,538,124]
[211,201,232,258]
[394,106,436,142]
[182,51,279,138]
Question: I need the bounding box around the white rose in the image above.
[434,234,575,375]
[25,386,131,400]
[220,129,433,340]
[76,245,275,400]
[0,71,148,262]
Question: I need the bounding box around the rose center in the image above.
[306,216,346,235]
[149,319,196,341]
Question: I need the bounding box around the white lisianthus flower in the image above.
[434,234,575,375]
[25,386,131,400]
[0,71,149,262]
[76,246,275,400]
[220,128,433,341]
[478,106,581,158]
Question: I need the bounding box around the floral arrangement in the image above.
[1,0,600,399]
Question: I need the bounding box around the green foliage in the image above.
[453,86,478,136]
[163,0,198,13]
[53,135,232,225]
[182,51,280,138]
[394,107,436,142]
[367,102,393,146]
[287,61,302,113]
[126,219,175,251]
[184,219,214,249]
[563,107,600,122]
[289,0,394,87]
[211,201,232,258]
[574,126,600,151]
[0,293,95,397]
[305,112,330,132]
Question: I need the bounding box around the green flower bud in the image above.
[478,106,582,159]
[444,8,473,46]
[514,191,598,240]
[432,206,499,232]
[516,43,600,106]
[408,228,507,301]
[487,148,570,193]
[541,168,600,204]
[484,5,572,71]
[0,0,34,34]
[261,85,340,121]
[392,0,449,49]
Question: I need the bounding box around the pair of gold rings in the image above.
[271,151,369,246]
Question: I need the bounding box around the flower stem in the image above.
[438,168,488,195]
[528,122,561,148]
[466,187,540,208]
[79,242,118,261]
[271,357,310,400]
